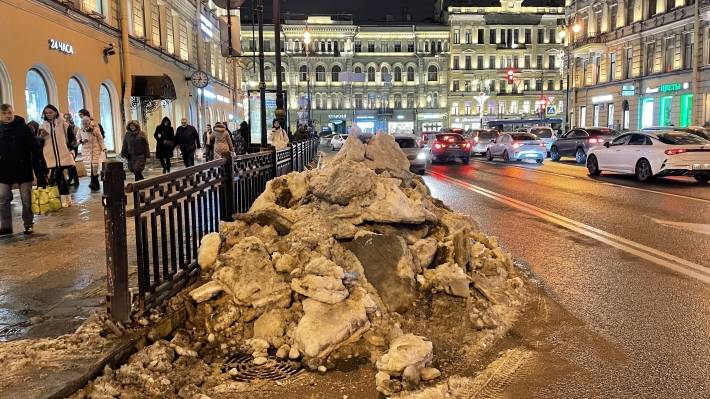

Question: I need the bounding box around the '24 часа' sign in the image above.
[49,39,74,55]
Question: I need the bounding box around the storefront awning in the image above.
[131,75,177,100]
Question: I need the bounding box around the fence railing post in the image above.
[102,161,130,323]
[271,146,278,179]
[223,155,235,222]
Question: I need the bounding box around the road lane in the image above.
[422,172,710,398]
[426,160,710,268]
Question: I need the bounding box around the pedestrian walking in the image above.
[154,117,175,173]
[121,121,150,181]
[212,123,234,160]
[78,109,105,138]
[27,121,48,188]
[78,116,106,191]
[63,113,80,186]
[238,121,251,150]
[268,119,289,150]
[0,104,35,235]
[293,124,309,141]
[202,124,214,161]
[40,104,75,208]
[175,118,200,167]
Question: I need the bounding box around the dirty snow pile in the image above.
[75,133,528,398]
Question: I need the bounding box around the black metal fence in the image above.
[103,139,319,321]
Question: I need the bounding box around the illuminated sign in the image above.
[645,87,659,94]
[418,113,443,120]
[659,82,689,92]
[328,114,347,120]
[621,84,635,96]
[592,95,613,104]
[49,39,74,55]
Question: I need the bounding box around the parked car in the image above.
[587,130,710,183]
[394,134,426,175]
[551,127,620,164]
[642,126,710,141]
[463,129,499,155]
[425,133,471,164]
[486,132,546,163]
[527,126,556,154]
[330,134,348,150]
[319,134,334,146]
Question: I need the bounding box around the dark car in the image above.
[426,133,471,164]
[551,127,620,164]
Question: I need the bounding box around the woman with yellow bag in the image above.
[39,105,75,208]
[0,104,35,235]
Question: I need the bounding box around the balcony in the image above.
[496,43,528,50]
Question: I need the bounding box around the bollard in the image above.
[102,161,130,322]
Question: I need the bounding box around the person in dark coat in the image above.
[121,121,150,181]
[175,118,200,167]
[238,121,250,149]
[0,104,35,235]
[293,124,309,141]
[154,117,175,173]
[27,121,48,187]
[63,113,80,186]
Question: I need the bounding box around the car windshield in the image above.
[395,138,418,148]
[588,128,620,137]
[511,133,538,141]
[655,132,710,145]
[530,128,553,138]
[436,134,465,143]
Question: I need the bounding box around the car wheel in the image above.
[503,151,510,163]
[575,147,587,164]
[550,146,561,161]
[486,149,493,161]
[694,174,710,183]
[587,154,601,176]
[635,158,654,182]
[462,157,470,165]
[536,158,544,164]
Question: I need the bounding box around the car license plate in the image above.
[450,145,459,148]
[692,164,710,170]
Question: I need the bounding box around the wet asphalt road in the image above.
[424,157,710,398]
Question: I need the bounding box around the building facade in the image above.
[0,0,240,152]
[240,15,450,134]
[568,0,710,130]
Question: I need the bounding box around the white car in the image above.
[586,130,710,183]
[394,133,427,175]
[330,134,348,150]
[527,126,557,154]
[486,132,547,163]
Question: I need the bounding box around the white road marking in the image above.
[428,171,710,285]
[648,217,710,236]
[471,159,578,179]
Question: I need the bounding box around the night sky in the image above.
[258,0,435,22]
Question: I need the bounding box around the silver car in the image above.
[394,134,427,174]
[527,126,556,154]
[486,132,546,163]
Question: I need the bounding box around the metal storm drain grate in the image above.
[223,354,303,382]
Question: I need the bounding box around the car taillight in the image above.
[665,148,687,155]
[588,138,604,144]
[433,143,443,149]
[512,142,522,149]
[464,142,471,149]
[539,143,546,147]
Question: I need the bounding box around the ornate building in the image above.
[567,0,707,129]
[240,15,450,134]
[446,1,567,129]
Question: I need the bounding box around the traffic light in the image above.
[506,68,515,84]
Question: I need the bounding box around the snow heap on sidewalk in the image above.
[76,133,528,398]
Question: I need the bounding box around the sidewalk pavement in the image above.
[0,161,182,342]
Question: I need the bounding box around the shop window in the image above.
[25,69,49,123]
[607,104,615,128]
[579,106,587,127]
[593,105,601,126]
[67,78,85,127]
[680,94,693,127]
[99,84,115,151]
[659,96,673,126]
[640,98,654,128]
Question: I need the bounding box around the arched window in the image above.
[381,66,389,82]
[315,65,326,82]
[67,77,85,126]
[355,66,362,74]
[299,65,308,82]
[99,84,115,150]
[394,67,402,82]
[332,65,342,82]
[407,66,415,82]
[25,69,48,123]
[265,66,273,82]
[427,65,438,82]
[367,66,376,82]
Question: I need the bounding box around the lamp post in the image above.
[273,0,285,127]
[472,78,490,129]
[558,28,572,130]
[303,28,312,127]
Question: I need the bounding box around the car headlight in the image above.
[416,152,427,160]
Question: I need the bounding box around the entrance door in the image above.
[640,98,654,128]
[659,96,673,126]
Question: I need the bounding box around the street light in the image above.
[572,23,581,33]
[303,28,312,127]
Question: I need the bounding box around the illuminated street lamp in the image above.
[572,23,581,33]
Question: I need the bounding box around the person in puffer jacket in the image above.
[78,116,106,191]
[120,121,150,181]
[212,122,234,160]
[40,105,75,207]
